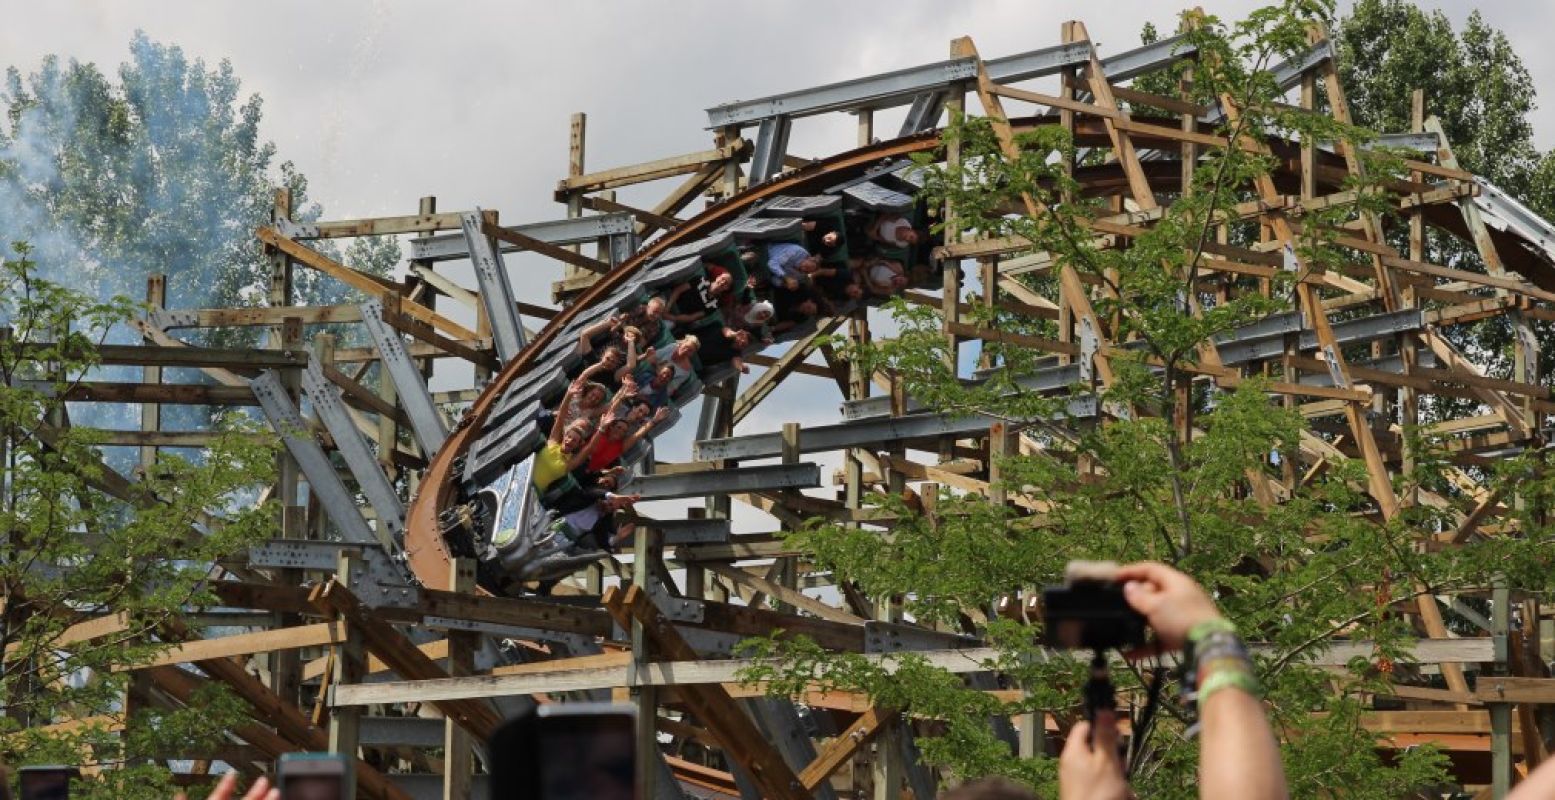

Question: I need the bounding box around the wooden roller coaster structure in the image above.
[19,21,1555,800]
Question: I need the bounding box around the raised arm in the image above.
[664,283,703,323]
[549,383,581,445]
[565,426,605,473]
[1116,562,1288,800]
[577,314,619,358]
[624,407,672,450]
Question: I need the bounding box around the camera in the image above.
[490,703,637,800]
[1041,560,1148,651]
[17,767,78,800]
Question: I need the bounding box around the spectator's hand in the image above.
[176,771,279,800]
[1116,561,1223,652]
[1059,712,1130,800]
[653,408,671,423]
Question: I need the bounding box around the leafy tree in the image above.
[0,244,279,799]
[743,3,1552,796]
[1333,1,1548,392]
[0,33,399,320]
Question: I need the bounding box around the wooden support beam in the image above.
[557,139,750,195]
[601,584,809,800]
[799,707,900,791]
[309,578,503,741]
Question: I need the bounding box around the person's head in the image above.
[796,298,819,317]
[580,382,609,409]
[891,275,909,291]
[730,330,752,350]
[652,363,675,388]
[798,255,821,274]
[899,227,920,245]
[740,250,758,266]
[674,336,701,360]
[598,346,625,371]
[602,416,631,440]
[561,419,593,451]
[844,282,864,300]
[743,300,775,326]
[708,266,734,296]
[625,400,652,423]
[644,296,666,321]
[822,231,840,248]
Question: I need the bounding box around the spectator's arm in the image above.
[1117,562,1288,800]
[1510,758,1555,799]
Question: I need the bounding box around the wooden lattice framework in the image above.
[13,21,1555,800]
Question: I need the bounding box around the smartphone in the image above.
[490,703,638,800]
[276,753,351,800]
[17,767,77,800]
[1042,561,1148,651]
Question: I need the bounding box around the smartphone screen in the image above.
[18,768,77,800]
[276,754,349,800]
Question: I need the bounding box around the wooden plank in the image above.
[704,563,866,624]
[581,195,684,232]
[310,578,503,741]
[257,228,481,342]
[302,639,449,682]
[799,707,899,791]
[733,317,847,425]
[483,219,611,275]
[135,622,346,670]
[558,140,750,194]
[299,212,466,239]
[50,382,258,406]
[602,584,808,800]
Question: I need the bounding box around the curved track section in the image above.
[406,131,946,592]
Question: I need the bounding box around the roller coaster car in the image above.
[469,456,616,591]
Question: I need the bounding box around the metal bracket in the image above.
[1281,243,1300,273]
[1078,316,1099,384]
[864,620,979,653]
[1321,344,1349,389]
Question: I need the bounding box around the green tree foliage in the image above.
[742,3,1553,796]
[0,33,399,317]
[0,245,279,799]
[1330,2,1554,403]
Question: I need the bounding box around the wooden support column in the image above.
[1491,580,1511,798]
[273,315,305,710]
[857,109,874,148]
[444,558,476,800]
[140,275,166,471]
[774,423,801,614]
[566,112,587,275]
[327,552,364,799]
[1400,90,1423,508]
[632,457,662,800]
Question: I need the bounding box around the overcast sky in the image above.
[4,0,1552,226]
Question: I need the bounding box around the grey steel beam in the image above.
[252,371,388,551]
[1271,39,1335,91]
[899,92,945,136]
[1474,177,1555,263]
[705,42,1091,128]
[301,361,406,541]
[621,463,821,501]
[748,116,792,184]
[408,213,635,262]
[460,210,528,362]
[647,517,732,545]
[360,716,447,749]
[698,397,1098,462]
[359,298,449,456]
[1095,33,1198,84]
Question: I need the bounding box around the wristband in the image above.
[1197,663,1260,705]
[1186,617,1236,646]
